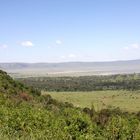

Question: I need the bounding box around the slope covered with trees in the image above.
[0,70,40,96]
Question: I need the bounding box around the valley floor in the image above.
[42,90,140,112]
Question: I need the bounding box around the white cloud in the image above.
[124,43,140,50]
[124,46,129,50]
[0,44,8,49]
[47,46,52,49]
[20,41,34,47]
[61,54,77,59]
[60,56,66,59]
[68,54,76,58]
[131,43,139,49]
[47,40,63,49]
[56,40,62,45]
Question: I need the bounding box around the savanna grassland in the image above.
[43,90,140,112]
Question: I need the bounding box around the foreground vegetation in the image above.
[1,70,140,139]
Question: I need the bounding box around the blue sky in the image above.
[0,0,140,62]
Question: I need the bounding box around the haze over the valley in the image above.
[1,59,140,77]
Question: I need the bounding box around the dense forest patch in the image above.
[18,73,140,91]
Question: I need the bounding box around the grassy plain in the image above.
[42,90,140,112]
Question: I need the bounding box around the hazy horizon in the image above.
[1,58,140,64]
[0,0,140,62]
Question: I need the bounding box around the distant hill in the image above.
[1,59,140,77]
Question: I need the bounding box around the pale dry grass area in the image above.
[42,90,140,112]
